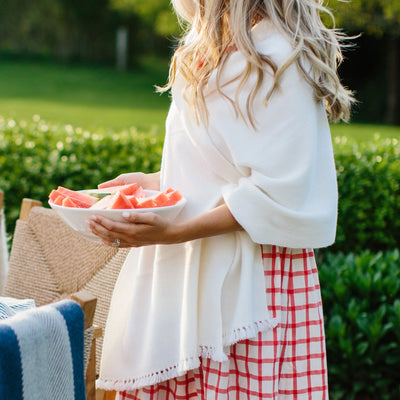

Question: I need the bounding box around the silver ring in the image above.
[112,238,121,247]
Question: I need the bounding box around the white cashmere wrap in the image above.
[98,20,337,391]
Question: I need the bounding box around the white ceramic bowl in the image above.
[48,190,186,242]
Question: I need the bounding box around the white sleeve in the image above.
[206,43,338,248]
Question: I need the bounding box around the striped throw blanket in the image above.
[0,297,36,320]
[0,298,86,400]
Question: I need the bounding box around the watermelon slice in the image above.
[49,185,183,210]
[62,197,79,208]
[57,186,97,208]
[107,191,134,209]
[95,183,139,196]
[132,186,146,199]
[126,195,139,208]
[165,190,183,206]
[136,198,157,209]
[53,195,65,206]
[90,195,112,210]
[49,189,63,203]
[150,192,169,207]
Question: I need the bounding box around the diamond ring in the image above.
[112,238,121,247]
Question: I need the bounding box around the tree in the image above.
[327,0,400,124]
[109,0,181,36]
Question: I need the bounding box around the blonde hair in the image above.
[161,0,354,126]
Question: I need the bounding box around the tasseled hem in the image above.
[97,317,278,392]
[223,317,279,346]
[96,356,201,392]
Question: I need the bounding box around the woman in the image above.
[91,0,353,398]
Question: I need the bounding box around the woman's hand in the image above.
[87,204,243,248]
[98,172,160,191]
[87,212,179,248]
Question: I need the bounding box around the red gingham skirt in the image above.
[117,245,329,400]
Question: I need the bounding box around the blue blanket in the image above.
[0,297,36,320]
[0,299,86,400]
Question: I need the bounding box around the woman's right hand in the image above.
[98,172,160,191]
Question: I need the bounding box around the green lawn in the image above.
[0,58,171,132]
[0,59,399,140]
[330,123,400,141]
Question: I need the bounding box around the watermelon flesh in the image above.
[49,185,183,209]
[57,186,97,208]
[151,192,169,207]
[165,190,183,206]
[107,191,133,210]
[127,195,139,208]
[49,189,63,203]
[94,183,138,196]
[136,198,157,209]
[62,197,78,208]
[53,195,65,206]
[133,186,146,199]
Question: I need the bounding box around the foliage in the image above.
[110,0,181,36]
[327,0,400,38]
[0,117,163,235]
[332,135,400,253]
[319,250,400,400]
[0,0,64,58]
[326,0,400,125]
[0,0,152,65]
[1,117,400,397]
[0,116,399,254]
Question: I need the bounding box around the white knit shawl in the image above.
[98,20,337,391]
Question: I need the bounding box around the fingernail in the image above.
[90,215,98,222]
[122,212,130,218]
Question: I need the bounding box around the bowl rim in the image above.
[48,189,186,212]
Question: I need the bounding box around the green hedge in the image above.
[0,116,162,234]
[0,117,399,253]
[333,135,400,253]
[319,250,400,400]
[1,117,400,397]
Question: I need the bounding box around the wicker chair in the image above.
[3,198,127,400]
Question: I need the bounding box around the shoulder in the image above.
[215,21,295,86]
[252,20,294,66]
[208,21,300,100]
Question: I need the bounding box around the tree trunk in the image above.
[385,38,399,125]
[116,26,129,71]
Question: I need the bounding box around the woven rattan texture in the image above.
[5,218,62,304]
[4,206,129,372]
[29,207,118,294]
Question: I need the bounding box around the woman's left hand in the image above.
[87,204,243,248]
[87,212,180,248]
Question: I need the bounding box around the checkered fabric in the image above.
[117,245,328,400]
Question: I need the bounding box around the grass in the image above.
[0,58,171,132]
[330,123,400,141]
[0,58,399,140]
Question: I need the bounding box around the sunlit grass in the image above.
[0,59,399,140]
[0,58,170,132]
[330,123,400,141]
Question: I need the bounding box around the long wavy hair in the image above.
[160,0,354,127]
